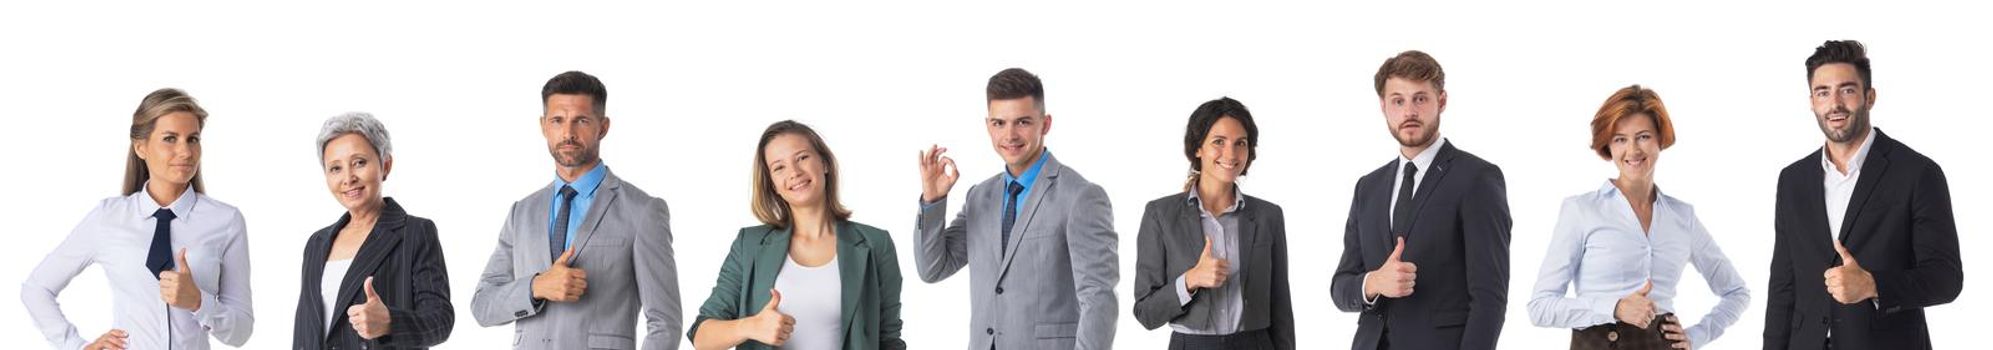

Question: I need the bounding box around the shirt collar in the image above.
[1598,179,1664,204]
[1185,181,1246,216]
[132,181,198,220]
[1398,137,1447,173]
[1002,149,1051,187]
[554,163,610,198]
[1819,127,1877,177]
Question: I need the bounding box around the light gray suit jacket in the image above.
[915,153,1119,350]
[471,168,683,350]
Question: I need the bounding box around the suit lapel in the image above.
[998,155,1059,280]
[327,203,409,342]
[1238,200,1260,286]
[524,185,556,268]
[836,223,869,340]
[1400,143,1459,240]
[753,227,791,304]
[569,172,621,262]
[302,229,333,338]
[1795,151,1839,267]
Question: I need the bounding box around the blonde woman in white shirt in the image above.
[1527,85,1749,350]
[21,88,254,350]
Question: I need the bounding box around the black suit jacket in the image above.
[294,198,455,349]
[1764,130,1962,350]
[1130,192,1294,349]
[1330,142,1511,350]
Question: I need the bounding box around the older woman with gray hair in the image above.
[292,112,455,349]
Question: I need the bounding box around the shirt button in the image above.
[986,328,995,335]
[1607,331,1619,342]
[995,287,1005,294]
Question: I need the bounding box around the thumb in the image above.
[1834,240,1857,266]
[1201,237,1214,259]
[1386,237,1406,262]
[1636,280,1653,296]
[555,248,576,266]
[175,248,191,273]
[763,289,784,312]
[363,276,380,302]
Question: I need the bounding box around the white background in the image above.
[2,1,1985,349]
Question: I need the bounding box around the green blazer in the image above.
[688,221,906,350]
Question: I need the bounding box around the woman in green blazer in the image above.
[689,120,906,350]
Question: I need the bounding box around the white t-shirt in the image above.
[773,255,842,350]
[322,259,354,335]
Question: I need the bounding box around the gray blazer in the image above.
[471,168,683,350]
[915,153,1119,350]
[1130,192,1293,349]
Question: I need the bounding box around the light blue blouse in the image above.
[1528,181,1750,347]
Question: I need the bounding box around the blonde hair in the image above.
[750,120,851,228]
[123,88,209,195]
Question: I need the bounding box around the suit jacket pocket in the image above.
[588,332,635,349]
[1035,322,1079,350]
[1430,310,1468,327]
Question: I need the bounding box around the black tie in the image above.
[1391,162,1418,236]
[550,185,578,261]
[147,209,176,278]
[1001,181,1025,256]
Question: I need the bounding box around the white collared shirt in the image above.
[22,183,255,349]
[1821,128,1876,241]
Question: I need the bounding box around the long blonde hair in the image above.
[123,88,208,195]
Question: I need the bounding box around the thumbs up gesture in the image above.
[745,289,796,346]
[1616,281,1657,328]
[1364,237,1419,299]
[1183,236,1232,293]
[348,277,393,339]
[1824,240,1876,304]
[533,249,589,302]
[159,249,202,311]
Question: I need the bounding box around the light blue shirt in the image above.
[1528,181,1750,347]
[1000,150,1051,222]
[548,164,608,247]
[1171,184,1246,335]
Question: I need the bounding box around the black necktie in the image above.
[1391,162,1418,236]
[147,209,176,278]
[550,185,578,261]
[1001,181,1025,256]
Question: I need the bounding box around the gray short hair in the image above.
[317,112,393,163]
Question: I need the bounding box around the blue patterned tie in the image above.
[550,185,578,261]
[1001,181,1024,256]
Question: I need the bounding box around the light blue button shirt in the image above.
[1528,181,1751,347]
[549,164,608,247]
[1000,150,1051,223]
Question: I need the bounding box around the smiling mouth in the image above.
[787,178,812,192]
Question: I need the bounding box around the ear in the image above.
[1436,90,1449,114]
[598,116,612,140]
[1039,113,1053,136]
[1865,87,1878,109]
[379,156,394,182]
[133,140,149,161]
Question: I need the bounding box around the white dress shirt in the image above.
[21,183,255,349]
[772,255,842,350]
[1822,128,1875,241]
[1527,181,1750,347]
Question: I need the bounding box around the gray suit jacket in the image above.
[915,153,1118,350]
[1130,192,1293,349]
[471,168,683,350]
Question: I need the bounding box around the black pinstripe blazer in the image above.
[294,198,454,349]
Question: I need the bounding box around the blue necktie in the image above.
[550,185,578,261]
[147,209,176,278]
[1001,181,1024,256]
